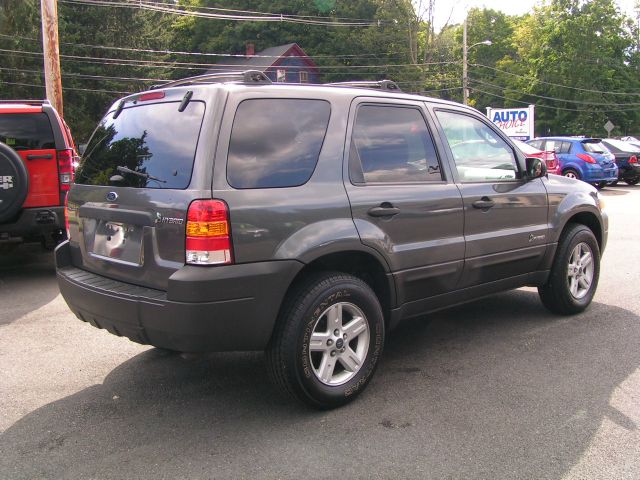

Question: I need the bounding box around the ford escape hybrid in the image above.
[56,71,607,409]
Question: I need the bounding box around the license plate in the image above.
[91,221,143,266]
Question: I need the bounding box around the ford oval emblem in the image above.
[106,191,118,202]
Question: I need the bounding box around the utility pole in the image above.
[462,16,492,106]
[41,0,63,116]
[463,17,468,105]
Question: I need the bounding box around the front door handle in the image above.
[473,197,495,209]
[368,203,401,217]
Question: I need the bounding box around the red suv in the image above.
[0,100,76,250]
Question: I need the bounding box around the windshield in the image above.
[75,101,205,189]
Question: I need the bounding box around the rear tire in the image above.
[266,272,384,409]
[563,168,581,180]
[626,177,639,186]
[538,224,600,315]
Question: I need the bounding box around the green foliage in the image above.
[0,0,638,141]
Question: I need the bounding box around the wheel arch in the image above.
[562,164,581,177]
[278,249,396,330]
[561,211,604,251]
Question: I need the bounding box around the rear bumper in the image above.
[0,206,64,242]
[55,241,302,352]
[618,164,640,180]
[581,164,618,183]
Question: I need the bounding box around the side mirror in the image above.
[78,144,87,155]
[525,157,547,180]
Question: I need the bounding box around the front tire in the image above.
[266,272,384,409]
[538,224,600,315]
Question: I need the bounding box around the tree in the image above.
[502,0,640,136]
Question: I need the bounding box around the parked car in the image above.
[620,136,640,150]
[55,72,608,408]
[601,138,640,186]
[0,99,76,250]
[527,137,618,188]
[512,139,560,175]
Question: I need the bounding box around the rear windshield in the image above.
[604,139,640,153]
[0,113,55,150]
[582,140,609,155]
[75,101,205,189]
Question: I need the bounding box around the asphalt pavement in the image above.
[1,184,639,479]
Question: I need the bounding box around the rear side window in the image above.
[349,105,442,184]
[543,140,571,154]
[75,101,205,189]
[227,99,330,189]
[0,113,55,150]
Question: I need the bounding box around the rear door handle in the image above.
[26,154,53,160]
[472,197,495,209]
[368,204,401,217]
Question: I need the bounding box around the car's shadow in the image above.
[1,290,638,479]
[0,244,59,325]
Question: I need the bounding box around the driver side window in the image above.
[436,110,518,182]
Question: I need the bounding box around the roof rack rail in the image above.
[324,80,402,92]
[0,99,50,105]
[152,70,272,89]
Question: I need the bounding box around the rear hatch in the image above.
[581,139,616,167]
[69,90,211,290]
[0,111,59,207]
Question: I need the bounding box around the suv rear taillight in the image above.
[64,192,70,239]
[57,148,74,191]
[186,200,233,265]
[576,153,596,164]
[630,155,638,164]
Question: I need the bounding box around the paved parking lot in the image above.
[1,185,639,479]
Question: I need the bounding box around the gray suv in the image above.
[56,72,607,408]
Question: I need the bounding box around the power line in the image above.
[0,33,408,60]
[0,79,128,94]
[122,0,385,23]
[0,65,162,83]
[471,63,640,96]
[469,77,640,106]
[59,0,387,27]
[471,86,640,113]
[0,48,459,70]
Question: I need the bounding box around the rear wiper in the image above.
[116,165,166,183]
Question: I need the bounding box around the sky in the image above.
[430,0,639,31]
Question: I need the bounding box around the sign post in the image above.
[486,105,535,141]
[604,120,615,137]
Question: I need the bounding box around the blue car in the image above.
[527,137,618,187]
